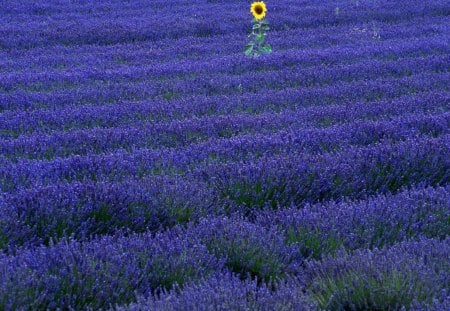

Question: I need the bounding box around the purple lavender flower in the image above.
[0,0,448,309]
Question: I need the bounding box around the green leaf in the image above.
[261,44,272,54]
[256,34,265,43]
[244,45,254,56]
[252,23,261,30]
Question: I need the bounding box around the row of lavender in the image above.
[2,33,448,93]
[1,0,449,309]
[1,102,448,161]
[1,0,447,50]
[1,21,447,77]
[1,39,448,119]
[2,70,448,139]
[1,186,449,309]
[1,7,448,113]
[1,133,448,248]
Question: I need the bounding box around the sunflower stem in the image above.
[245,2,271,58]
[258,20,263,53]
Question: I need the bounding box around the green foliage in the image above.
[206,237,285,282]
[244,43,254,57]
[223,180,282,211]
[245,19,272,58]
[286,227,343,260]
[310,270,428,310]
[0,230,8,250]
[171,204,194,225]
[260,44,272,54]
[151,254,200,290]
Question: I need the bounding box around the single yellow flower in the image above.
[250,1,267,20]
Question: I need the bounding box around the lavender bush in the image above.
[0,0,448,309]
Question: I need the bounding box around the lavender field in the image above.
[0,0,449,309]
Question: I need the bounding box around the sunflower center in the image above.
[255,5,263,15]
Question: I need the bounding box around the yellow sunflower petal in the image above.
[250,1,267,20]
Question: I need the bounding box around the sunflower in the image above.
[250,1,267,20]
